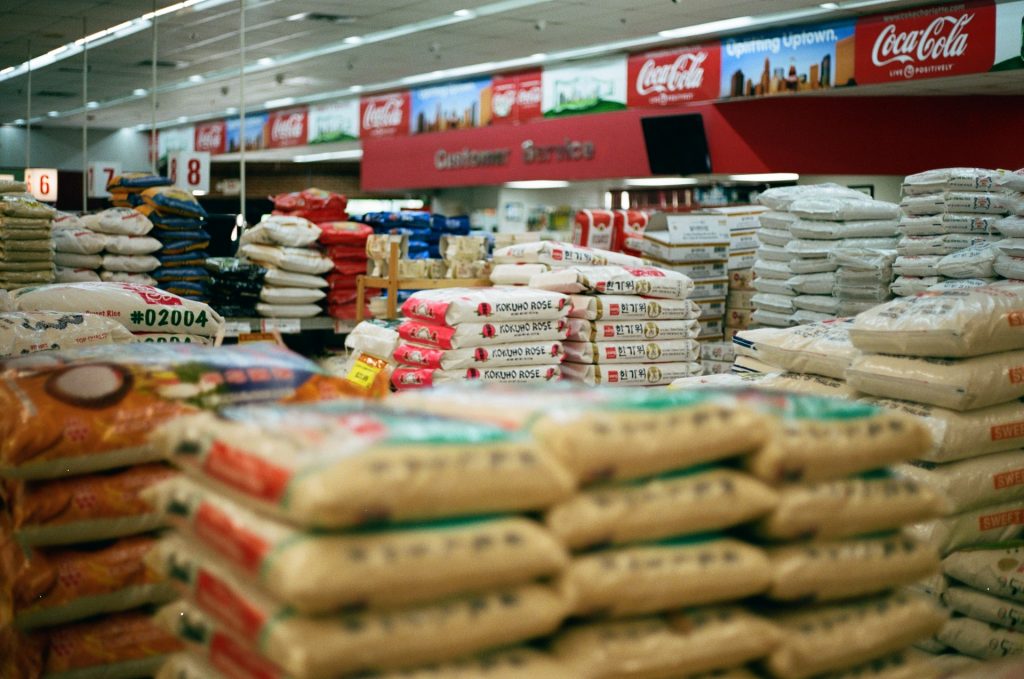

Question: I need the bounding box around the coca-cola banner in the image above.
[308,100,360,144]
[855,1,997,83]
[360,92,410,139]
[490,70,543,125]
[628,45,720,107]
[194,121,226,155]
[720,19,856,98]
[265,108,308,149]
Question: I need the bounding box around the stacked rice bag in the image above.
[137,187,212,302]
[894,168,1015,295]
[106,172,172,209]
[0,189,56,291]
[238,215,332,318]
[318,220,373,320]
[392,287,569,388]
[359,210,471,261]
[88,207,161,287]
[529,263,703,386]
[203,257,266,318]
[52,211,104,283]
[270,187,348,224]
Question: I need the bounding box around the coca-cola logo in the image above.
[635,52,708,95]
[196,126,222,150]
[363,99,404,129]
[517,84,541,106]
[271,114,304,142]
[871,14,973,67]
[492,90,516,117]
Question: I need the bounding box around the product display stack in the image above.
[106,172,172,209]
[843,283,1024,664]
[359,210,472,261]
[528,263,703,387]
[238,215,333,318]
[894,168,1015,296]
[87,207,162,289]
[391,286,569,388]
[203,257,267,318]
[318,220,373,320]
[144,398,578,678]
[51,211,105,283]
[270,187,348,224]
[0,185,56,291]
[139,187,213,302]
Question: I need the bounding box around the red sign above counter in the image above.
[360,92,410,138]
[194,121,226,155]
[855,0,997,83]
[266,108,308,148]
[491,70,543,125]
[628,44,720,107]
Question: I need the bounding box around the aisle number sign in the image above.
[87,161,122,198]
[24,168,58,202]
[168,151,211,193]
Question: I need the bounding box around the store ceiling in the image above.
[1,0,1022,131]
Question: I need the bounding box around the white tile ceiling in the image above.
[0,0,1021,130]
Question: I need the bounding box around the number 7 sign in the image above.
[168,151,210,193]
[87,161,121,198]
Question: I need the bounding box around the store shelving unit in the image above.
[221,317,356,337]
[355,241,490,321]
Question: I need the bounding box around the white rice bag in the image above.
[493,241,645,268]
[51,211,84,230]
[998,216,1024,238]
[241,215,321,248]
[753,278,796,296]
[101,254,160,273]
[562,361,702,386]
[239,243,334,275]
[944,586,1024,632]
[564,339,700,365]
[760,244,797,262]
[100,271,158,286]
[928,278,999,291]
[256,302,321,318]
[790,219,899,240]
[752,293,796,315]
[53,228,106,255]
[903,168,1003,195]
[751,309,795,328]
[396,340,564,370]
[896,450,1024,514]
[894,255,941,277]
[943,544,1024,602]
[0,310,134,357]
[569,295,700,321]
[935,618,1024,659]
[102,235,163,256]
[733,319,856,380]
[92,207,154,236]
[892,275,942,296]
[757,183,869,211]
[792,310,835,324]
[53,252,103,269]
[754,260,794,280]
[908,500,1024,555]
[995,254,1024,280]
[788,272,836,295]
[262,268,328,289]
[850,282,1024,357]
[394,364,562,387]
[566,318,700,342]
[529,265,693,300]
[789,197,900,222]
[936,244,999,279]
[399,318,568,350]
[758,229,792,248]
[402,287,569,326]
[259,286,325,305]
[792,294,840,314]
[54,267,101,283]
[789,257,838,274]
[997,239,1024,258]
[490,263,548,286]
[899,213,1001,236]
[785,239,832,258]
[759,211,798,229]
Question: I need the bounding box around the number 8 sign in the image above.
[169,151,210,193]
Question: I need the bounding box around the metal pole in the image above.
[239,0,246,224]
[150,0,158,175]
[25,40,31,168]
[82,17,88,211]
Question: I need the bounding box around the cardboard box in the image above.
[726,308,755,329]
[727,290,755,310]
[690,277,730,300]
[640,214,730,263]
[729,249,758,271]
[729,268,755,291]
[699,316,725,338]
[645,257,727,280]
[696,297,727,318]
[702,359,734,375]
[702,205,768,232]
[730,231,760,252]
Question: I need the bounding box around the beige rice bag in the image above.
[936,617,1024,659]
[755,476,949,541]
[151,536,571,678]
[394,387,770,485]
[745,399,932,485]
[768,534,940,602]
[154,404,576,528]
[894,451,1024,513]
[546,469,778,550]
[907,500,1024,556]
[813,650,940,679]
[942,544,1024,602]
[563,539,771,618]
[766,592,949,679]
[734,319,858,380]
[553,608,781,679]
[143,476,568,614]
[943,586,1024,632]
[848,350,1024,411]
[850,283,1024,358]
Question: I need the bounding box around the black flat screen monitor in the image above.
[641,113,711,175]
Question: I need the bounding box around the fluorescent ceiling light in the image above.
[225,106,238,114]
[257,57,275,66]
[264,97,296,108]
[819,2,840,8]
[729,173,800,182]
[47,110,59,117]
[504,180,570,189]
[350,85,364,93]
[134,123,148,131]
[86,101,99,109]
[133,88,148,96]
[834,0,905,8]
[659,16,754,39]
[188,74,205,83]
[191,189,207,196]
[293,149,364,163]
[624,177,699,187]
[530,52,546,60]
[454,9,475,18]
[176,115,188,123]
[287,12,309,21]
[343,36,363,45]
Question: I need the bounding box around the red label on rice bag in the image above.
[992,420,1024,441]
[194,503,269,574]
[210,631,284,679]
[394,344,445,369]
[124,283,184,306]
[398,321,458,349]
[203,441,291,502]
[392,367,435,389]
[197,570,267,643]
[979,508,1024,531]
[994,468,1024,490]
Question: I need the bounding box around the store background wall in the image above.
[433,183,607,231]
[798,175,903,203]
[0,126,150,172]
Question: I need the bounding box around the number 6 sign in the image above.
[24,168,58,202]
[169,151,210,193]
[87,161,121,198]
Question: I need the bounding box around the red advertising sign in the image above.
[194,121,227,155]
[490,70,543,125]
[266,108,308,148]
[855,0,996,83]
[360,92,410,139]
[627,44,721,107]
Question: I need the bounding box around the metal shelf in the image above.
[222,317,356,336]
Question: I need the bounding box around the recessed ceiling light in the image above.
[86,101,99,109]
[133,88,147,96]
[176,115,188,123]
[530,52,547,60]
[659,16,754,39]
[47,110,59,117]
[225,106,239,114]
[504,180,570,189]
[624,177,699,187]
[257,57,275,66]
[343,36,363,45]
[453,9,475,18]
[350,85,364,92]
[264,96,296,108]
[294,149,363,162]
[188,74,205,83]
[819,2,839,8]
[287,12,309,21]
[728,173,800,182]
